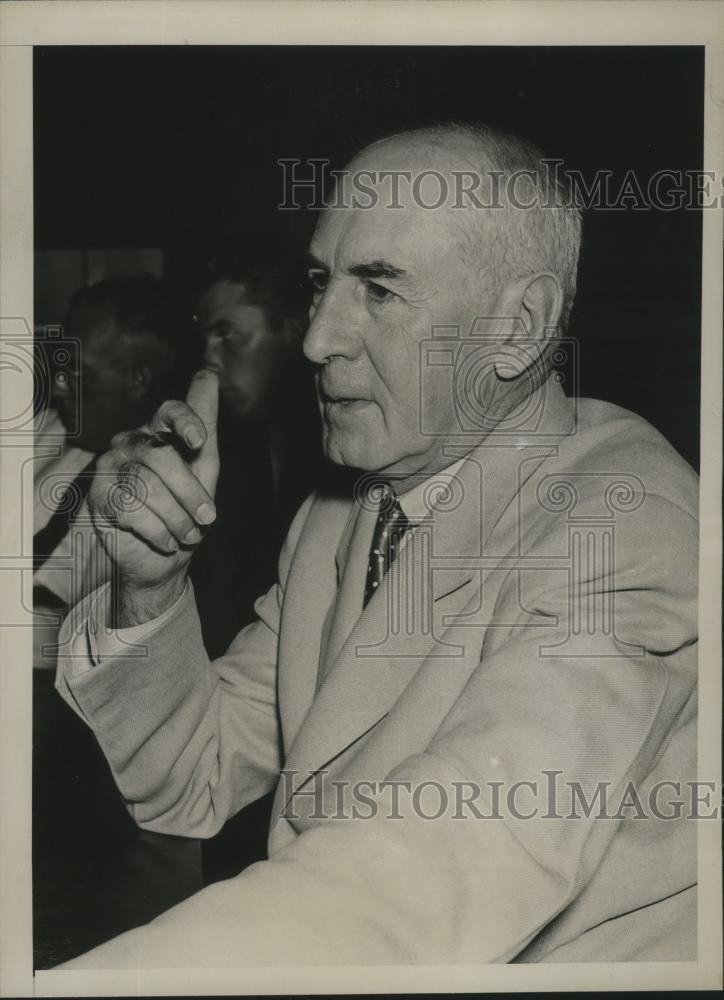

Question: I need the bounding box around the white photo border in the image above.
[0,1,721,995]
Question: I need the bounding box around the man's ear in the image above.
[494,272,563,380]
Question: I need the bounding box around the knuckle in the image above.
[96,495,119,525]
[145,522,175,551]
[126,430,156,452]
[158,399,184,421]
[111,461,148,513]
[90,469,122,522]
[169,508,195,536]
[109,430,130,449]
[118,458,144,483]
[148,489,190,534]
[113,506,132,529]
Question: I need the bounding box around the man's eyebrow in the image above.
[203,318,239,335]
[306,254,409,282]
[349,260,408,281]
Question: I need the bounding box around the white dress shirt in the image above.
[34,407,111,607]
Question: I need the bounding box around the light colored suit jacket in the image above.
[56,379,698,967]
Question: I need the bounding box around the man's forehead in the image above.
[198,280,270,332]
[310,136,483,271]
[311,193,456,274]
[199,279,250,315]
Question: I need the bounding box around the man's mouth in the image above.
[320,381,367,403]
[320,390,371,408]
[317,373,375,416]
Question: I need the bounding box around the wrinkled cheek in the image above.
[418,377,459,441]
[319,405,373,464]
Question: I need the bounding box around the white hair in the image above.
[373,122,583,331]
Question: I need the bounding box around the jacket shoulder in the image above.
[558,397,698,518]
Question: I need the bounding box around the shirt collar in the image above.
[397,454,469,523]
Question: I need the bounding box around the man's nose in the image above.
[303,282,360,365]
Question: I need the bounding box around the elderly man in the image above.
[55,124,698,966]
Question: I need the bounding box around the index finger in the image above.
[146,399,207,450]
[184,366,220,495]
[185,366,219,438]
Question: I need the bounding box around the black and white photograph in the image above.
[0,1,721,994]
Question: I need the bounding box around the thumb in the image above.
[185,366,219,493]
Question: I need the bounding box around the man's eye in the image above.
[219,326,248,343]
[365,281,394,304]
[308,270,328,294]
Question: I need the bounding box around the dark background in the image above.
[34,45,703,468]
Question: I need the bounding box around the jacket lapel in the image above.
[320,500,375,671]
[276,453,489,812]
[276,492,354,754]
[275,378,576,813]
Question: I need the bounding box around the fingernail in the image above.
[184,527,201,544]
[196,503,216,524]
[186,429,203,448]
[167,537,179,553]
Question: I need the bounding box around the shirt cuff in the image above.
[65,580,189,676]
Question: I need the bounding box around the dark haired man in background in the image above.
[34,273,186,650]
[190,244,323,657]
[189,246,323,883]
[33,273,202,963]
[52,272,182,453]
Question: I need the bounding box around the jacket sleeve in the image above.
[59,492,698,967]
[54,494,316,838]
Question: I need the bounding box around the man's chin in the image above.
[322,402,379,462]
[322,433,393,473]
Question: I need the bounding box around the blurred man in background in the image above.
[189,243,324,884]
[190,244,323,657]
[33,274,204,961]
[33,273,184,662]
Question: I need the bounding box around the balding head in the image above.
[337,123,582,330]
[304,123,581,481]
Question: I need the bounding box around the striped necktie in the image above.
[363,483,413,608]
